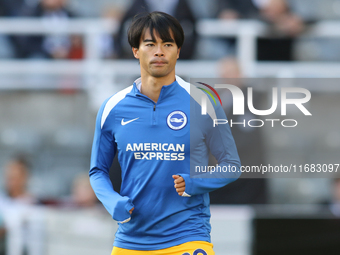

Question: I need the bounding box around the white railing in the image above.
[197,20,267,76]
[197,19,340,78]
[1,18,340,100]
[0,18,118,60]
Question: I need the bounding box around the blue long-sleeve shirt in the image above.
[89,75,241,250]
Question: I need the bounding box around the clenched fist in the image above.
[172,175,185,196]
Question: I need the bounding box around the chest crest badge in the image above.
[167,111,187,130]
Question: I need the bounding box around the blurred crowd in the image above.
[0,155,100,208]
[0,155,103,255]
[0,0,83,59]
[0,0,334,61]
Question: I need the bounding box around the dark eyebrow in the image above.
[142,38,175,43]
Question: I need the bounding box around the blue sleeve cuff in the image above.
[112,196,134,222]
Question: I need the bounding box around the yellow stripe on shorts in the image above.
[111,241,214,255]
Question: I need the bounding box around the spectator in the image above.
[70,173,99,208]
[1,156,37,205]
[14,0,78,59]
[209,57,268,204]
[260,0,304,36]
[97,7,124,59]
[0,0,77,59]
[59,173,100,209]
[114,0,197,59]
[215,0,305,60]
[0,0,33,58]
[0,0,33,17]
[0,155,44,255]
[2,0,78,59]
[217,0,259,20]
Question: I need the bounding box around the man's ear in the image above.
[132,47,139,59]
[177,47,181,59]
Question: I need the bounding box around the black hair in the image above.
[128,11,184,49]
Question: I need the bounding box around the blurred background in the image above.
[0,0,340,254]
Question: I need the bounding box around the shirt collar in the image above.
[133,76,179,92]
[132,76,180,100]
[134,77,142,92]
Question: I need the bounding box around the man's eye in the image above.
[146,44,154,47]
[165,44,173,47]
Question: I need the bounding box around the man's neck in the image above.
[140,75,176,103]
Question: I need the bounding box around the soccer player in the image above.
[89,11,241,255]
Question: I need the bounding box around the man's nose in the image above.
[154,45,164,57]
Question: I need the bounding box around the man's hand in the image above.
[129,207,134,214]
[172,175,185,196]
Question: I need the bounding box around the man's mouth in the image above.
[151,60,168,66]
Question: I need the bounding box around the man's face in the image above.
[5,162,28,197]
[132,29,180,79]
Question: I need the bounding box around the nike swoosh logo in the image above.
[121,117,139,126]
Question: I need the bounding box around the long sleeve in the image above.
[89,98,134,223]
[178,93,241,196]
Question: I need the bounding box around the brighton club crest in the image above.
[167,111,187,130]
